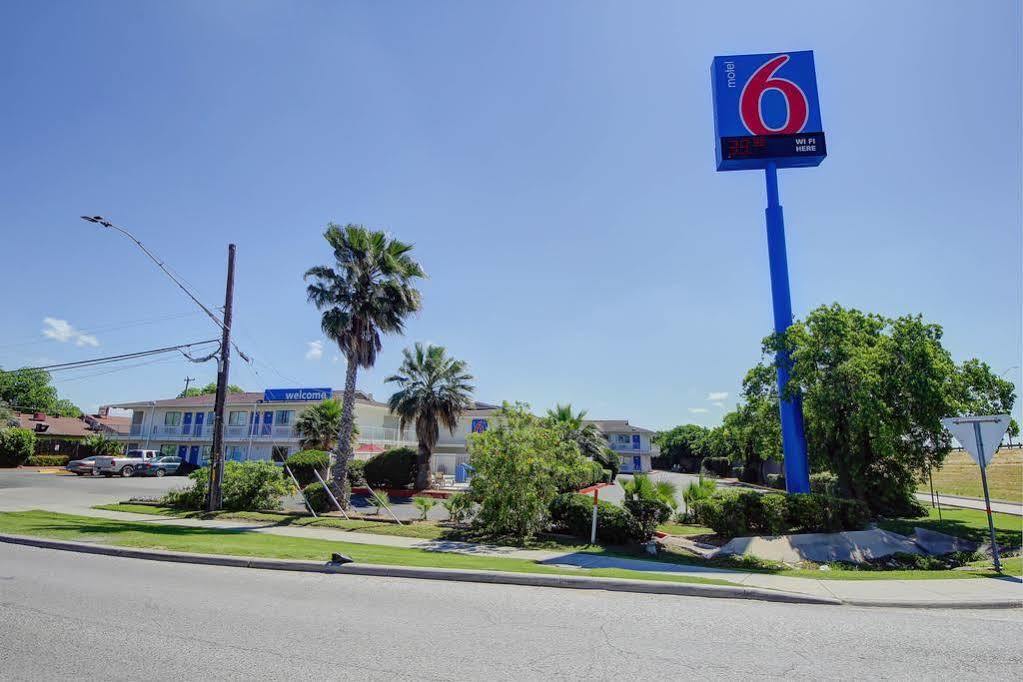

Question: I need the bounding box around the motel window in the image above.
[274,410,295,425]
[228,411,248,426]
[227,445,246,461]
[160,444,177,457]
[614,434,630,446]
[164,412,182,426]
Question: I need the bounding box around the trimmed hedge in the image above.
[765,473,786,490]
[28,455,70,466]
[347,459,367,487]
[285,450,329,487]
[701,456,732,477]
[690,489,871,538]
[809,471,838,496]
[623,498,671,541]
[364,447,418,488]
[549,493,641,545]
[163,461,293,511]
[302,481,335,513]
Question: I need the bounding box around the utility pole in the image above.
[182,376,195,395]
[206,244,236,512]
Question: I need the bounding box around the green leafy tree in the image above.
[467,402,587,540]
[82,433,120,457]
[305,223,425,506]
[178,382,243,398]
[770,303,1016,516]
[653,424,711,469]
[713,365,782,484]
[0,368,81,417]
[294,398,357,451]
[543,403,619,479]
[0,400,17,427]
[1007,418,1019,448]
[0,427,36,467]
[386,343,475,490]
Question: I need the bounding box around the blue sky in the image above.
[1,0,1020,429]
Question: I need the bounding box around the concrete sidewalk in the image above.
[915,493,1023,517]
[5,504,1021,607]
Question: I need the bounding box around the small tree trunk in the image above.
[414,441,432,490]
[330,354,359,508]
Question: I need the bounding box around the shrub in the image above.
[302,481,334,513]
[347,459,367,487]
[809,472,837,496]
[163,461,294,511]
[691,489,872,539]
[83,433,120,457]
[442,492,475,525]
[623,499,671,541]
[765,473,786,490]
[364,447,418,488]
[550,456,603,493]
[27,455,69,466]
[681,475,717,523]
[701,456,732,477]
[0,428,35,467]
[366,488,391,514]
[549,493,641,545]
[467,403,590,540]
[412,496,438,521]
[286,450,329,487]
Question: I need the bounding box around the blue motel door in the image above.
[188,446,200,464]
[632,455,641,471]
[177,445,188,461]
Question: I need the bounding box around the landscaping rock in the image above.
[911,527,979,556]
[712,528,923,564]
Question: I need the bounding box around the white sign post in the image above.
[940,415,1011,572]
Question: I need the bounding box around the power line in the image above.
[10,340,219,373]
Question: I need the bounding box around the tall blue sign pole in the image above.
[711,51,827,494]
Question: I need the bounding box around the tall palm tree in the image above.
[386,343,475,490]
[294,398,359,451]
[544,403,619,479]
[306,224,425,504]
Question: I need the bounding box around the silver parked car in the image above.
[66,456,98,476]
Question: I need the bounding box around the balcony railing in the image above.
[609,442,650,453]
[120,423,420,447]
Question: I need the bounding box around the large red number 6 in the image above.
[739,55,809,136]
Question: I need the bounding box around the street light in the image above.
[81,214,237,511]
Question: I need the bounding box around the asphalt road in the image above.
[2,545,1021,680]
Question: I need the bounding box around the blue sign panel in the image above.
[711,51,826,171]
[470,419,488,434]
[263,387,332,402]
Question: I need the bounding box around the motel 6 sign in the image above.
[711,51,827,171]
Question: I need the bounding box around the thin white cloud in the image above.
[712,402,725,408]
[707,391,729,401]
[688,407,710,414]
[42,317,99,347]
[305,340,324,361]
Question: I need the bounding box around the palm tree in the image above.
[306,224,425,505]
[386,343,475,490]
[294,398,359,451]
[544,403,619,479]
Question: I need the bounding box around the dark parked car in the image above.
[137,456,184,477]
[66,456,98,476]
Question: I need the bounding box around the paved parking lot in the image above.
[601,470,721,510]
[0,468,185,514]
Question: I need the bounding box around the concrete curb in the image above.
[842,599,1022,610]
[0,532,838,606]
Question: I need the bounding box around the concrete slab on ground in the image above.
[713,528,923,564]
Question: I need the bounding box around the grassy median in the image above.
[0,510,736,587]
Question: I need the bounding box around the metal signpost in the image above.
[940,415,1011,572]
[711,51,827,494]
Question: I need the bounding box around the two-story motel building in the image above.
[108,387,655,474]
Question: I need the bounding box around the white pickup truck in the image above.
[94,449,159,477]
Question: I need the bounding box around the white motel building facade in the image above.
[108,387,655,474]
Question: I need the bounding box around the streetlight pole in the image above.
[207,244,236,511]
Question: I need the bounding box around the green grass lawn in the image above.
[94,504,591,550]
[877,506,1022,549]
[0,510,733,587]
[656,521,713,536]
[920,449,1022,503]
